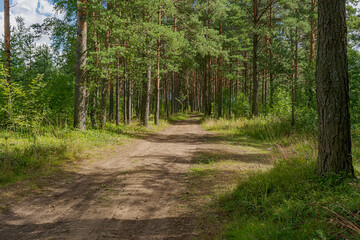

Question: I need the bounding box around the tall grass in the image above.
[202,116,360,239]
[203,115,318,147]
[222,156,360,239]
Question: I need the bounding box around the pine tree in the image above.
[316,0,354,176]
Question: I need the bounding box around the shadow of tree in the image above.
[0,115,272,240]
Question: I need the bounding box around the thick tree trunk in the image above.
[74,0,88,130]
[316,0,354,176]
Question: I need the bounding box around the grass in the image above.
[0,119,169,187]
[223,157,360,240]
[197,116,360,240]
[167,112,191,122]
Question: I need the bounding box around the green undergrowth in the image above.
[201,116,360,239]
[0,119,168,186]
[223,157,360,240]
[203,116,317,146]
[167,112,191,122]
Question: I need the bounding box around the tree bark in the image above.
[252,32,259,116]
[116,50,121,126]
[269,1,274,107]
[155,6,161,125]
[165,73,169,119]
[100,3,111,129]
[74,0,88,130]
[144,64,152,128]
[185,70,189,112]
[252,0,259,116]
[127,72,132,125]
[291,27,298,129]
[308,0,316,105]
[207,56,212,116]
[316,0,354,176]
[310,0,316,63]
[4,0,10,81]
[218,23,223,119]
[109,82,114,121]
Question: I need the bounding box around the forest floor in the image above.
[0,115,272,240]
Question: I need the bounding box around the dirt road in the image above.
[0,117,211,240]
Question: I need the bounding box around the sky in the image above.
[0,0,57,45]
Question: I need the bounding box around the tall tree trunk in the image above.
[229,45,233,117]
[308,0,316,105]
[252,0,259,116]
[116,51,121,126]
[123,61,127,125]
[4,0,10,82]
[203,57,208,115]
[185,70,189,112]
[269,1,274,107]
[291,27,298,129]
[310,0,316,63]
[109,82,114,121]
[100,3,111,129]
[235,59,239,97]
[171,72,175,114]
[207,57,212,116]
[252,33,259,116]
[244,52,249,94]
[165,73,169,119]
[90,87,98,128]
[74,0,88,130]
[127,74,132,125]
[218,23,223,119]
[90,18,100,128]
[155,6,162,125]
[144,64,152,128]
[316,0,354,176]
[4,0,11,121]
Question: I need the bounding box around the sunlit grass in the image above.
[200,116,360,239]
[0,119,169,186]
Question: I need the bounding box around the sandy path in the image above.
[0,117,210,240]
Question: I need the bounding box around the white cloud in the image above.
[0,0,57,45]
[38,0,55,15]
